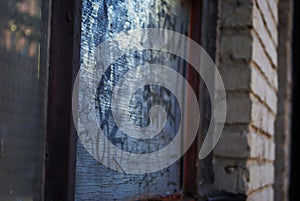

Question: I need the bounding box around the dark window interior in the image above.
[0,0,49,200]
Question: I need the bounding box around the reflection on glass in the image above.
[76,0,190,200]
[0,0,47,200]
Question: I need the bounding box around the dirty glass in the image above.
[75,0,191,200]
[0,0,48,200]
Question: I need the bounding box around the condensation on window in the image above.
[75,0,191,200]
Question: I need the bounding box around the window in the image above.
[42,0,217,200]
[0,0,50,200]
[76,0,187,200]
[73,0,203,200]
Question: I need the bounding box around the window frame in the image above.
[43,0,218,200]
[44,0,81,200]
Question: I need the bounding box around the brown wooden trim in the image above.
[183,0,219,197]
[44,0,81,200]
[197,0,219,191]
[183,0,203,196]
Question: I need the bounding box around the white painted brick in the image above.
[214,0,278,198]
[253,6,277,67]
[267,0,278,23]
[250,94,266,131]
[218,61,251,91]
[251,64,277,113]
[226,92,251,123]
[219,31,253,61]
[214,125,250,158]
[247,161,274,191]
[250,94,276,136]
[214,129,275,161]
[248,131,275,160]
[252,32,278,89]
[214,127,275,161]
[267,109,276,135]
[213,158,249,194]
[265,81,278,114]
[219,0,253,28]
[248,186,274,201]
[255,0,278,45]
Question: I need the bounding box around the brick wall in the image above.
[212,0,283,200]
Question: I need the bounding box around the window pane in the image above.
[0,0,48,200]
[76,0,191,200]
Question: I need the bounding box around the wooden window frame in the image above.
[44,0,218,200]
[44,0,81,200]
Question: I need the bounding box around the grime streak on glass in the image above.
[75,0,191,200]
